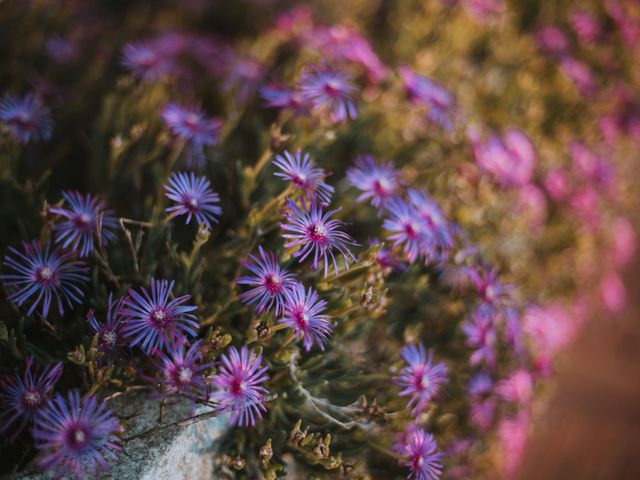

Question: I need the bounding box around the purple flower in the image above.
[210,345,269,427]
[121,40,173,80]
[298,64,358,123]
[468,373,493,397]
[260,84,307,112]
[407,189,454,261]
[569,9,602,45]
[50,191,118,258]
[1,241,89,318]
[462,305,497,366]
[472,129,536,187]
[468,268,510,306]
[161,103,223,169]
[220,56,264,104]
[393,343,448,414]
[370,239,407,272]
[122,278,199,354]
[273,150,334,204]
[395,425,443,480]
[279,282,333,351]
[237,246,297,315]
[164,171,222,228]
[347,155,402,208]
[382,198,425,263]
[87,293,129,358]
[559,57,597,97]
[0,357,63,439]
[153,340,212,400]
[399,66,457,131]
[33,390,122,477]
[0,93,53,143]
[535,26,570,56]
[281,198,358,277]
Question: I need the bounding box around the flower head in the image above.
[260,84,307,112]
[347,155,402,208]
[153,340,212,400]
[299,64,358,123]
[407,189,454,261]
[50,191,118,258]
[1,241,89,318]
[393,343,448,414]
[0,357,63,439]
[210,346,269,426]
[395,425,443,480]
[33,390,123,477]
[281,198,358,277]
[472,129,536,187]
[237,246,297,315]
[461,305,497,367]
[280,282,333,351]
[164,171,222,228]
[382,198,425,263]
[496,369,533,405]
[87,293,130,359]
[121,40,174,80]
[122,278,199,354]
[273,150,334,204]
[399,67,457,131]
[0,93,53,143]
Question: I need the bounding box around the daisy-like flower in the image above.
[260,84,307,112]
[121,40,173,81]
[298,64,358,123]
[1,241,89,318]
[407,189,454,261]
[462,305,497,367]
[382,198,425,263]
[237,246,297,315]
[347,155,402,208]
[399,66,457,131]
[0,357,63,439]
[0,93,53,143]
[87,293,129,359]
[393,343,448,414]
[33,390,123,477]
[50,191,118,258]
[395,425,443,480]
[122,277,199,354]
[273,150,334,204]
[161,103,223,169]
[279,282,333,351]
[153,340,212,400]
[468,268,510,306]
[164,171,222,228]
[281,198,358,277]
[210,345,269,427]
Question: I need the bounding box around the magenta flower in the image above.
[496,369,533,405]
[393,343,448,414]
[347,155,402,208]
[560,57,597,97]
[462,306,497,367]
[370,239,407,272]
[33,391,123,477]
[210,345,269,427]
[122,278,199,354]
[121,40,173,80]
[0,357,63,439]
[1,240,89,318]
[161,103,223,169]
[298,64,358,123]
[468,268,509,306]
[87,293,129,359]
[273,150,334,204]
[50,191,118,258]
[382,198,425,263]
[569,9,602,45]
[0,93,53,144]
[394,425,443,480]
[154,340,212,400]
[279,282,333,351]
[281,198,358,277]
[497,412,529,477]
[472,129,536,187]
[237,246,297,315]
[535,26,570,56]
[399,66,457,131]
[164,171,222,228]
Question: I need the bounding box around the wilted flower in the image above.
[0,93,53,143]
[281,198,358,277]
[87,293,129,358]
[393,343,448,414]
[399,66,457,131]
[121,40,173,80]
[1,241,89,318]
[122,277,199,354]
[347,155,402,208]
[273,150,334,204]
[164,171,222,228]
[299,64,358,123]
[210,345,269,426]
[50,191,118,258]
[279,282,333,351]
[154,340,212,400]
[395,425,443,480]
[237,246,297,315]
[0,357,63,439]
[161,103,223,169]
[33,390,123,477]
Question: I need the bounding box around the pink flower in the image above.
[543,168,570,201]
[496,370,533,405]
[599,271,627,314]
